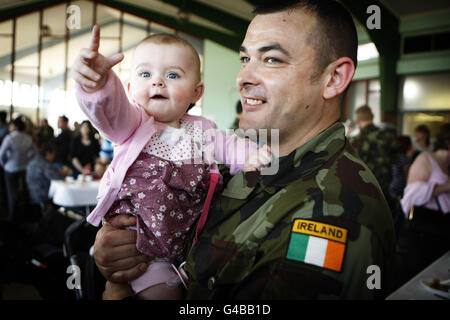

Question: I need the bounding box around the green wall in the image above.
[201,39,241,130]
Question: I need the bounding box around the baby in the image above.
[72,25,271,299]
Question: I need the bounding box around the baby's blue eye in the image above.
[140,72,151,78]
[167,72,179,79]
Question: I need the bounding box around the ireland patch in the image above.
[286,219,347,272]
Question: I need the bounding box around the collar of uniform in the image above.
[261,121,346,187]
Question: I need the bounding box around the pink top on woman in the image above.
[401,152,450,216]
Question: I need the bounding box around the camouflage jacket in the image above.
[184,122,396,299]
[350,124,399,195]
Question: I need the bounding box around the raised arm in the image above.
[401,153,441,215]
[204,128,270,175]
[72,25,140,144]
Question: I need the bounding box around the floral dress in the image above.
[105,120,212,263]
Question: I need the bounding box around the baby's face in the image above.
[128,42,203,127]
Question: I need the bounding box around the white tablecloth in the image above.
[386,251,450,300]
[48,180,100,207]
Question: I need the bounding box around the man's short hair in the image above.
[355,105,374,121]
[137,33,201,82]
[253,0,358,80]
[59,115,69,123]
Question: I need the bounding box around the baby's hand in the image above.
[71,25,124,93]
[243,144,272,172]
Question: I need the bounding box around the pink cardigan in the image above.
[76,70,256,226]
[401,152,450,216]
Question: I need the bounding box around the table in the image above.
[386,251,450,300]
[48,179,100,216]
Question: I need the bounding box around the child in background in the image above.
[72,25,271,299]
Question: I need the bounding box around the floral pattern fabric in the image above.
[105,120,210,262]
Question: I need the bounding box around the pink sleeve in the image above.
[203,128,259,175]
[75,69,141,144]
[400,180,437,217]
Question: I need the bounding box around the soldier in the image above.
[94,0,396,300]
[351,105,399,209]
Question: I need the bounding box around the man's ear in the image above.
[192,82,204,103]
[322,57,355,100]
[127,82,131,94]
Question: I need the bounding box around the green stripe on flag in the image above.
[286,233,309,262]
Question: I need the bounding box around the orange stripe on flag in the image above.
[323,240,345,272]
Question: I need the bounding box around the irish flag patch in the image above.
[286,219,347,272]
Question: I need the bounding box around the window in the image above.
[0,0,204,129]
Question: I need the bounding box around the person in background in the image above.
[0,111,9,217]
[73,121,81,137]
[398,123,450,284]
[389,136,419,236]
[52,116,73,170]
[93,160,107,180]
[0,111,9,143]
[413,124,433,153]
[70,120,100,177]
[36,118,55,146]
[351,105,399,209]
[26,142,71,206]
[99,137,114,165]
[389,136,419,200]
[0,116,37,219]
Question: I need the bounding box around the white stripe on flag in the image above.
[304,236,328,267]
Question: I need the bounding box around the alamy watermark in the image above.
[366,265,381,290]
[66,265,81,290]
[66,5,81,30]
[366,5,381,30]
[162,123,280,175]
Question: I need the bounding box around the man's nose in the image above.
[236,62,258,90]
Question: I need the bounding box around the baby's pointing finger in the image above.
[89,24,100,52]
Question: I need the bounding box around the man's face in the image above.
[237,9,324,135]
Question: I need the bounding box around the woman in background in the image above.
[398,123,450,281]
[70,120,100,178]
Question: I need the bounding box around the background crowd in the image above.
[346,105,450,289]
[0,112,111,223]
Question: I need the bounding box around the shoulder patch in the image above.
[286,219,347,272]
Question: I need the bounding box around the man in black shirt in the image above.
[52,116,73,170]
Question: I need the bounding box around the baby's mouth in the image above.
[151,94,168,100]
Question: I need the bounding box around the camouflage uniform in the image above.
[184,122,396,299]
[350,124,399,203]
